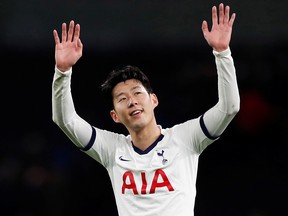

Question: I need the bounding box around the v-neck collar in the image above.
[132,134,164,155]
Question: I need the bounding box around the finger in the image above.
[77,38,83,49]
[73,23,81,41]
[61,22,67,42]
[218,3,224,24]
[229,13,236,27]
[224,5,230,24]
[202,20,211,41]
[53,30,60,44]
[201,20,209,34]
[211,6,218,27]
[67,20,75,42]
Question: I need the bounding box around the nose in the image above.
[128,97,137,107]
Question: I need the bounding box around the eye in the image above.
[135,91,142,95]
[118,97,126,102]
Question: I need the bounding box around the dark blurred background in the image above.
[1,0,287,215]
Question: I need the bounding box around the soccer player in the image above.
[52,3,240,216]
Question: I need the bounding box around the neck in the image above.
[129,123,161,151]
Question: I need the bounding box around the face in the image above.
[110,79,158,132]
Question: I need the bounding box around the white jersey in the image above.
[52,48,240,216]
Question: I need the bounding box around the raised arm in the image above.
[200,3,240,138]
[53,20,83,72]
[52,20,93,149]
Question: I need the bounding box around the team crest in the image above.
[156,150,168,165]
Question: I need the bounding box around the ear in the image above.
[110,110,121,123]
[151,93,159,108]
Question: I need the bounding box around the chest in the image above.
[112,142,193,195]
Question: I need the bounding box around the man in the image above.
[52,3,240,216]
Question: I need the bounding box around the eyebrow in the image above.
[114,85,143,99]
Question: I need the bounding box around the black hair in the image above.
[100,65,153,109]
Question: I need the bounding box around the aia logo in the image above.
[122,169,174,195]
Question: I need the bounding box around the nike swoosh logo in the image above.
[119,156,131,161]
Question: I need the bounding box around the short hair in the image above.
[100,65,153,108]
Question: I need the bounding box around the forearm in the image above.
[203,48,240,137]
[214,47,240,114]
[52,67,75,125]
[52,67,92,148]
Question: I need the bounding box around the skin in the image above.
[53,3,236,151]
[202,3,236,52]
[110,79,160,150]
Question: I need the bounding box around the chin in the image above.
[131,122,146,131]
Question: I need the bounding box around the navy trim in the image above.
[80,125,96,151]
[132,134,164,155]
[200,114,219,140]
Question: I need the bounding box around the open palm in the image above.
[53,20,83,72]
[202,3,236,52]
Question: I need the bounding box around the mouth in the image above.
[129,109,143,116]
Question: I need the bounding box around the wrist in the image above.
[213,46,229,52]
[56,64,71,73]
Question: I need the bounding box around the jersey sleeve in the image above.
[52,67,95,150]
[202,47,240,138]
